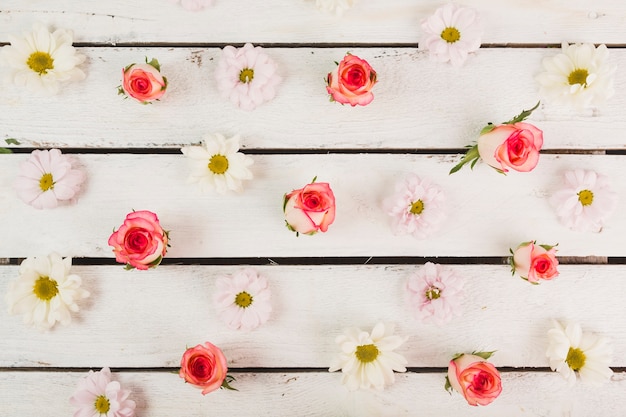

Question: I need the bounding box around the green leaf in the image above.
[503,101,540,125]
[5,138,20,145]
[449,145,480,175]
[444,376,453,394]
[0,148,12,154]
[471,350,496,360]
[221,375,238,391]
[146,57,161,72]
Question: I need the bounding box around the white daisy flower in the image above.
[546,321,613,386]
[383,174,446,239]
[69,367,136,417]
[315,0,357,15]
[214,268,272,331]
[420,3,482,66]
[180,133,254,194]
[329,322,407,391]
[14,149,86,209]
[550,169,617,232]
[0,23,86,96]
[214,43,282,111]
[5,253,90,330]
[536,43,616,111]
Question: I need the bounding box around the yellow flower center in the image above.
[39,173,54,191]
[208,154,229,174]
[239,68,255,83]
[577,189,594,206]
[409,200,424,215]
[565,347,586,371]
[355,344,379,363]
[568,68,589,87]
[33,276,59,301]
[440,27,461,43]
[235,291,253,308]
[425,286,441,300]
[27,51,54,75]
[94,395,111,413]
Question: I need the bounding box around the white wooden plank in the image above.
[1,153,625,258]
[1,0,625,44]
[1,264,624,368]
[0,370,624,416]
[2,47,626,150]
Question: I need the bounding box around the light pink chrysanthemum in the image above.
[215,43,282,111]
[550,169,617,233]
[420,3,482,66]
[406,262,464,325]
[383,174,446,239]
[168,0,213,11]
[14,149,85,209]
[214,268,272,331]
[70,367,136,417]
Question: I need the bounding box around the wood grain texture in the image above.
[0,264,624,368]
[1,0,624,44]
[1,47,626,150]
[0,370,624,417]
[1,153,625,258]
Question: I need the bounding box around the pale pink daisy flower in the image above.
[546,321,613,386]
[69,367,136,417]
[214,268,271,331]
[420,3,482,67]
[168,0,213,11]
[14,149,85,209]
[215,43,282,111]
[383,174,446,239]
[406,262,463,325]
[550,169,617,232]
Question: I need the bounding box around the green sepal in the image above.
[449,144,480,174]
[122,63,135,73]
[5,138,20,145]
[471,350,496,360]
[311,176,317,183]
[124,264,135,271]
[221,375,238,391]
[503,101,540,125]
[480,123,495,135]
[539,243,558,251]
[147,255,163,268]
[282,194,289,212]
[146,57,161,72]
[117,86,127,96]
[444,376,453,394]
[521,276,539,285]
[450,352,464,361]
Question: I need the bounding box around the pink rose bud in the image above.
[283,181,336,235]
[511,241,559,284]
[447,353,502,406]
[477,122,543,173]
[326,54,378,106]
[119,58,167,104]
[179,342,229,395]
[108,210,169,270]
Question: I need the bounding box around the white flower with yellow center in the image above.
[536,43,616,111]
[550,169,617,232]
[546,321,613,386]
[420,3,482,66]
[181,133,254,194]
[5,253,90,330]
[329,322,407,391]
[214,268,272,331]
[1,23,86,96]
[315,0,357,15]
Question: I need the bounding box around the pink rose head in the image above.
[447,353,502,406]
[326,54,377,106]
[477,122,543,173]
[283,181,336,235]
[512,241,559,284]
[108,210,169,270]
[179,342,228,395]
[120,59,167,104]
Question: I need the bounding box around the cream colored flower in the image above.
[6,253,89,330]
[214,268,271,331]
[1,23,85,96]
[536,43,616,111]
[546,321,613,386]
[329,322,407,391]
[181,133,254,194]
